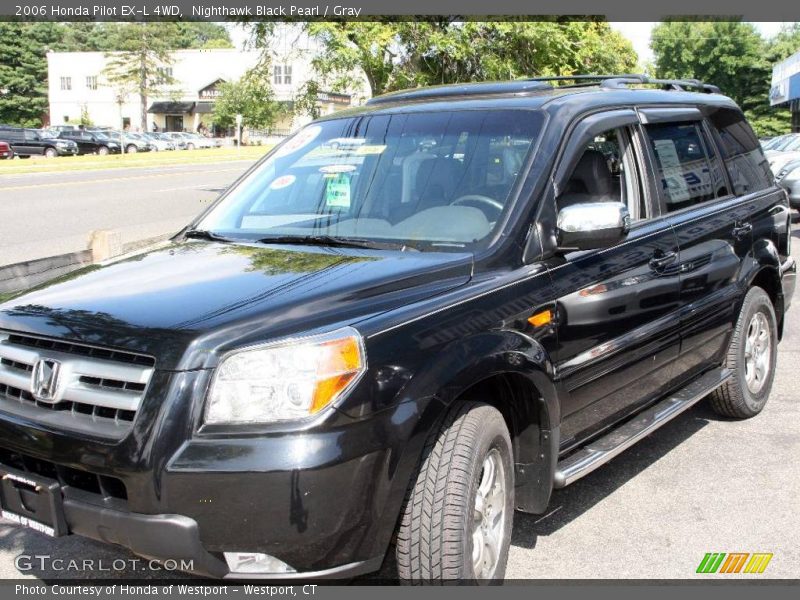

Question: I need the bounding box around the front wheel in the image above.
[396,401,514,581]
[44,147,57,158]
[98,146,109,156]
[709,286,778,419]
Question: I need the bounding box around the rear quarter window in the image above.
[708,108,772,195]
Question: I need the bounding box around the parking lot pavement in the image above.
[0,230,797,581]
[0,159,258,266]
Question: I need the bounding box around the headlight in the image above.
[204,327,366,425]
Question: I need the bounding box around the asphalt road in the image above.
[0,219,797,580]
[0,159,257,266]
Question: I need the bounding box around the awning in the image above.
[194,101,215,114]
[148,101,195,114]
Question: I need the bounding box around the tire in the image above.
[396,401,514,582]
[709,286,778,419]
[44,147,57,158]
[187,143,195,150]
[126,144,138,153]
[98,146,109,156]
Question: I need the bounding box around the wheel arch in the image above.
[404,330,560,514]
[746,239,785,338]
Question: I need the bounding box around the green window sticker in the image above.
[325,173,351,208]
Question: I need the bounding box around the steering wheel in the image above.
[450,194,504,218]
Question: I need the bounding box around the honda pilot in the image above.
[0,75,795,581]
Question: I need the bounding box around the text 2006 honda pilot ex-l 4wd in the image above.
[0,75,795,581]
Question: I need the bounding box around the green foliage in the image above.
[293,20,639,97]
[212,64,286,131]
[651,20,796,137]
[0,23,62,127]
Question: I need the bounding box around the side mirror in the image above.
[557,202,631,251]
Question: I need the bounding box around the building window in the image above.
[60,77,72,91]
[86,76,98,90]
[155,67,173,84]
[273,65,292,85]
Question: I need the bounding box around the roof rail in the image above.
[366,80,553,105]
[599,75,721,94]
[528,73,720,94]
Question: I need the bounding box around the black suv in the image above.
[0,75,795,581]
[57,130,122,155]
[0,127,78,157]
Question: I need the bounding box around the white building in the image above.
[46,45,366,135]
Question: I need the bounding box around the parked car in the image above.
[141,132,176,151]
[107,131,155,153]
[0,127,77,157]
[57,130,121,155]
[775,159,800,210]
[175,132,218,150]
[764,133,800,157]
[768,148,800,175]
[0,75,794,581]
[0,141,12,159]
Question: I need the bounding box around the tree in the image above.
[651,20,793,136]
[212,64,286,133]
[102,23,179,130]
[0,23,62,127]
[287,20,638,98]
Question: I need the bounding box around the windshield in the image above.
[196,110,543,251]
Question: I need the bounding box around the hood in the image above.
[0,241,472,370]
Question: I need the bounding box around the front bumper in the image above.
[0,388,418,579]
[64,498,381,579]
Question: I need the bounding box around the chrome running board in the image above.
[553,368,732,488]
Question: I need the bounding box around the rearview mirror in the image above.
[557,202,631,251]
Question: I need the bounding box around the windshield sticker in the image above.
[320,164,357,175]
[270,174,296,190]
[355,145,387,155]
[325,173,352,208]
[274,125,322,157]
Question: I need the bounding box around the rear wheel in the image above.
[396,401,514,582]
[709,286,777,419]
[126,144,138,153]
[186,143,195,150]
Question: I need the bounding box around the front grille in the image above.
[0,331,154,434]
[0,446,128,502]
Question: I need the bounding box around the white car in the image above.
[769,150,800,176]
[142,133,176,151]
[180,133,218,150]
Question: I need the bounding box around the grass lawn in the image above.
[0,145,271,176]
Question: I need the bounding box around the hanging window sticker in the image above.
[270,174,296,190]
[273,126,322,157]
[355,145,387,155]
[320,164,357,175]
[325,173,352,208]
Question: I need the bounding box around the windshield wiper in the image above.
[183,229,239,243]
[256,235,416,251]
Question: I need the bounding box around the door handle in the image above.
[733,222,753,240]
[649,250,678,270]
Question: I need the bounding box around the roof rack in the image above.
[528,74,721,94]
[366,80,553,105]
